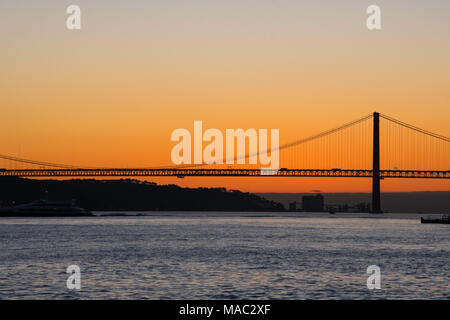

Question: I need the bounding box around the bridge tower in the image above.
[372,112,381,213]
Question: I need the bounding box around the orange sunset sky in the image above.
[1,1,449,192]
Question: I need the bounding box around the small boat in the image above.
[420,215,450,224]
[0,200,92,217]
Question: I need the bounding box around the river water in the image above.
[0,212,448,299]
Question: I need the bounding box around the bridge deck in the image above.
[0,168,449,179]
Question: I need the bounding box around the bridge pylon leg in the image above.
[372,112,382,213]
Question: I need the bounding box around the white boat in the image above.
[0,200,92,217]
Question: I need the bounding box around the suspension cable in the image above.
[380,113,450,142]
[4,113,447,170]
[0,154,78,169]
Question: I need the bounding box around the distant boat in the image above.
[420,215,450,224]
[0,200,92,217]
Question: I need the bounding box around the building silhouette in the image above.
[289,201,297,212]
[302,194,324,212]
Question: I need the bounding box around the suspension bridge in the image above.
[1,112,449,213]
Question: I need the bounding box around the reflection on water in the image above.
[0,212,448,299]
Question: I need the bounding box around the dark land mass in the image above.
[0,177,284,212]
[1,177,448,213]
[258,192,450,213]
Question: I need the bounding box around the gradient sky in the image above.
[1,0,449,192]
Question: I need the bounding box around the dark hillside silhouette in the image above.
[0,177,284,212]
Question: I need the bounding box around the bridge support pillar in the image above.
[372,112,381,213]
